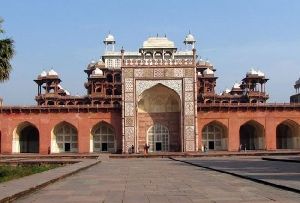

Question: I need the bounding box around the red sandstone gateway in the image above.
[0,33,300,154]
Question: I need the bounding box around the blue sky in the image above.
[0,0,300,104]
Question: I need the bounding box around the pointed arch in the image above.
[202,120,228,150]
[239,120,265,150]
[12,121,39,153]
[138,83,180,113]
[276,119,300,149]
[51,121,78,153]
[90,121,116,153]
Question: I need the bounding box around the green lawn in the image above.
[0,164,60,183]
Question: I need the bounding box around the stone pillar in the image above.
[0,127,11,154]
[228,118,240,151]
[78,120,91,153]
[39,119,52,154]
[265,118,277,150]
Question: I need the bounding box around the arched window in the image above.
[114,88,121,95]
[202,122,227,150]
[147,123,169,152]
[52,122,78,153]
[91,123,115,152]
[107,74,113,83]
[106,88,113,95]
[114,74,121,83]
[47,101,55,105]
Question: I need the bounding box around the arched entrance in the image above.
[91,122,116,153]
[202,121,228,150]
[276,120,300,149]
[239,120,265,150]
[147,123,169,152]
[51,122,78,153]
[12,122,39,153]
[137,84,181,152]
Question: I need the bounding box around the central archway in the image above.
[137,84,181,152]
[239,120,265,150]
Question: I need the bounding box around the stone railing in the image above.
[197,102,300,110]
[123,58,194,67]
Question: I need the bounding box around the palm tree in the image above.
[0,18,14,82]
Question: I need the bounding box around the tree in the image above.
[0,18,15,82]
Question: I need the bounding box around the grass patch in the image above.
[0,164,60,183]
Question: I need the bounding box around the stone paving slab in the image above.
[110,150,300,159]
[16,158,300,202]
[176,156,300,193]
[0,159,100,202]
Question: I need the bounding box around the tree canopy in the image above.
[0,18,15,82]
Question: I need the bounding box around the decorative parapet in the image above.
[197,103,300,111]
[123,59,194,67]
[0,104,121,114]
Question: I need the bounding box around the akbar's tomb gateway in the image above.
[0,33,300,154]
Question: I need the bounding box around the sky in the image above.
[0,0,300,105]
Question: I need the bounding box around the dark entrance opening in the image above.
[102,143,108,152]
[239,121,264,150]
[156,142,162,151]
[208,141,214,150]
[20,126,39,153]
[64,143,71,152]
[276,124,290,149]
[240,124,256,150]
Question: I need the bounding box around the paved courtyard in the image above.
[16,158,300,203]
[178,156,300,191]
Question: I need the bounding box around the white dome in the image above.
[48,69,58,76]
[232,82,240,89]
[257,70,265,77]
[90,60,96,64]
[92,68,103,76]
[64,90,70,96]
[198,59,206,66]
[39,70,47,77]
[203,68,214,75]
[97,59,104,65]
[143,37,175,48]
[185,33,196,42]
[104,34,115,42]
[57,84,63,90]
[205,60,213,66]
[246,68,258,76]
[224,88,231,94]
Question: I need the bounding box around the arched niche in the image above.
[90,122,116,153]
[202,121,228,150]
[51,121,78,153]
[12,121,39,153]
[276,120,300,149]
[239,120,265,150]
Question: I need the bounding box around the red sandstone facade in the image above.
[0,34,300,154]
